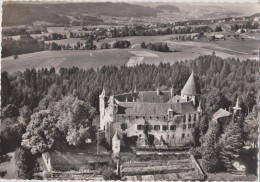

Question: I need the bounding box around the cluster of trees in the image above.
[2,36,46,58]
[112,40,131,49]
[38,33,67,41]
[170,32,204,41]
[231,21,259,31]
[108,25,213,38]
[214,25,223,32]
[2,27,27,36]
[141,42,170,52]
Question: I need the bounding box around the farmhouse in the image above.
[100,71,202,148]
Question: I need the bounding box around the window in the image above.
[183,115,186,123]
[187,133,189,137]
[157,116,159,119]
[194,114,196,121]
[162,125,168,131]
[183,124,186,130]
[182,133,185,138]
[137,125,143,130]
[193,123,196,128]
[148,125,153,130]
[172,135,175,138]
[139,134,142,138]
[170,125,176,130]
[150,116,152,119]
[121,123,127,131]
[143,116,145,119]
[136,116,138,119]
[188,124,191,128]
[188,114,191,122]
[154,125,160,131]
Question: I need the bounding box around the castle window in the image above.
[183,116,186,123]
[182,133,185,138]
[157,116,159,119]
[154,125,160,131]
[139,134,142,138]
[137,125,143,130]
[194,114,196,121]
[136,116,138,119]
[150,116,152,119]
[187,133,190,137]
[172,135,175,138]
[148,125,153,130]
[163,116,166,119]
[183,124,186,130]
[121,123,127,131]
[170,125,176,130]
[188,114,191,122]
[143,116,145,119]
[188,124,191,128]
[193,123,196,128]
[162,125,168,131]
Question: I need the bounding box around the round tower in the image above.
[181,70,200,106]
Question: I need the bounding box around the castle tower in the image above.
[99,88,106,131]
[181,70,200,105]
[112,131,121,157]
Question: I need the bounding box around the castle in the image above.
[99,71,202,149]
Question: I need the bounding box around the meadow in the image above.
[2,35,258,73]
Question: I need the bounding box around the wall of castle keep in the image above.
[110,112,200,147]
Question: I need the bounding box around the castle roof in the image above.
[181,71,199,96]
[212,108,232,121]
[114,91,171,103]
[117,101,197,115]
[167,95,186,104]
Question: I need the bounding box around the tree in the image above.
[53,96,96,147]
[22,110,60,154]
[140,41,146,48]
[199,115,209,136]
[218,121,244,171]
[201,128,220,173]
[215,25,222,32]
[244,105,258,147]
[15,147,38,179]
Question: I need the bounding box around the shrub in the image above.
[190,147,202,158]
[102,167,119,180]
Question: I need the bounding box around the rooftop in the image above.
[181,71,199,96]
[212,108,232,121]
[117,101,197,115]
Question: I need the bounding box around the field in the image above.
[2,35,259,73]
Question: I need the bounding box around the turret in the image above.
[112,131,121,157]
[99,88,106,131]
[181,70,200,106]
[170,86,174,98]
[233,97,241,116]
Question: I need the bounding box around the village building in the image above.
[99,71,202,148]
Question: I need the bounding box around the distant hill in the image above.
[248,13,260,18]
[2,2,157,26]
[156,5,180,12]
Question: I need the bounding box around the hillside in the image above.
[156,5,180,12]
[2,2,157,26]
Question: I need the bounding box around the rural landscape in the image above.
[1,1,259,181]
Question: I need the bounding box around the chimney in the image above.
[157,88,160,96]
[125,97,128,103]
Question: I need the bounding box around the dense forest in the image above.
[2,54,258,115]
